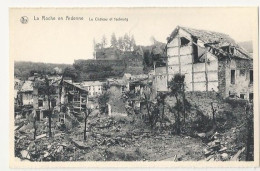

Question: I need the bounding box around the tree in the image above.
[101,35,107,48]
[35,75,57,138]
[130,35,136,51]
[110,33,118,48]
[142,87,160,130]
[95,43,102,50]
[245,103,254,161]
[98,92,110,114]
[64,66,79,82]
[118,37,124,51]
[168,74,185,135]
[156,92,167,129]
[32,111,38,140]
[150,36,157,44]
[143,50,152,68]
[83,105,92,141]
[123,34,130,51]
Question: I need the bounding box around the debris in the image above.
[36,133,47,140]
[197,133,206,138]
[21,150,30,159]
[205,155,214,161]
[230,147,245,161]
[71,140,90,149]
[55,146,63,153]
[219,147,227,152]
[221,153,229,160]
[43,151,50,158]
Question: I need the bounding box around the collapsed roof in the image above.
[19,81,33,92]
[167,26,252,60]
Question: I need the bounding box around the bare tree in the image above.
[83,106,92,141]
[110,33,118,48]
[156,92,167,129]
[142,88,160,130]
[32,111,37,140]
[245,103,254,161]
[123,34,130,51]
[118,37,124,51]
[101,35,107,48]
[35,75,57,138]
[168,74,185,135]
[130,35,136,51]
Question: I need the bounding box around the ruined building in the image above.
[154,26,253,100]
[60,80,89,113]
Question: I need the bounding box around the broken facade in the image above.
[154,26,253,100]
[60,80,89,113]
[17,81,34,106]
[106,77,129,116]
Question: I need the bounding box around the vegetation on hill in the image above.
[14,61,71,80]
[139,38,166,73]
[73,60,126,81]
[238,41,253,53]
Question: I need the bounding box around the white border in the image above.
[1,1,260,171]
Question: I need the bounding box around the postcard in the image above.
[9,7,259,168]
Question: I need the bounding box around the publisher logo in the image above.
[20,16,28,24]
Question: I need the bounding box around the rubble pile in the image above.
[15,113,206,161]
[203,127,246,161]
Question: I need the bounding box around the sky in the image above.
[10,7,257,64]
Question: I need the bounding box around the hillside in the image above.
[14,61,71,80]
[238,41,253,53]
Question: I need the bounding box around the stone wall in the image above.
[96,48,121,60]
[108,85,127,115]
[222,58,253,99]
[218,58,227,98]
[123,52,144,75]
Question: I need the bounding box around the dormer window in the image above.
[230,47,235,55]
[180,37,190,46]
[221,46,229,53]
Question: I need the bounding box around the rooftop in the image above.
[20,81,33,92]
[81,81,104,87]
[168,26,252,60]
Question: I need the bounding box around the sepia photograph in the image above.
[9,7,259,167]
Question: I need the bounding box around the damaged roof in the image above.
[107,78,127,86]
[167,26,252,60]
[20,81,33,92]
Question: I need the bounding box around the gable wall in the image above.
[166,28,219,92]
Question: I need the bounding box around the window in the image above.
[192,38,199,63]
[74,98,80,102]
[43,110,49,118]
[249,93,253,102]
[240,94,245,99]
[229,91,235,98]
[38,100,43,107]
[230,47,235,55]
[250,70,253,84]
[229,94,235,98]
[221,46,229,53]
[240,69,245,76]
[231,70,235,84]
[36,110,40,121]
[51,100,56,108]
[180,37,190,46]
